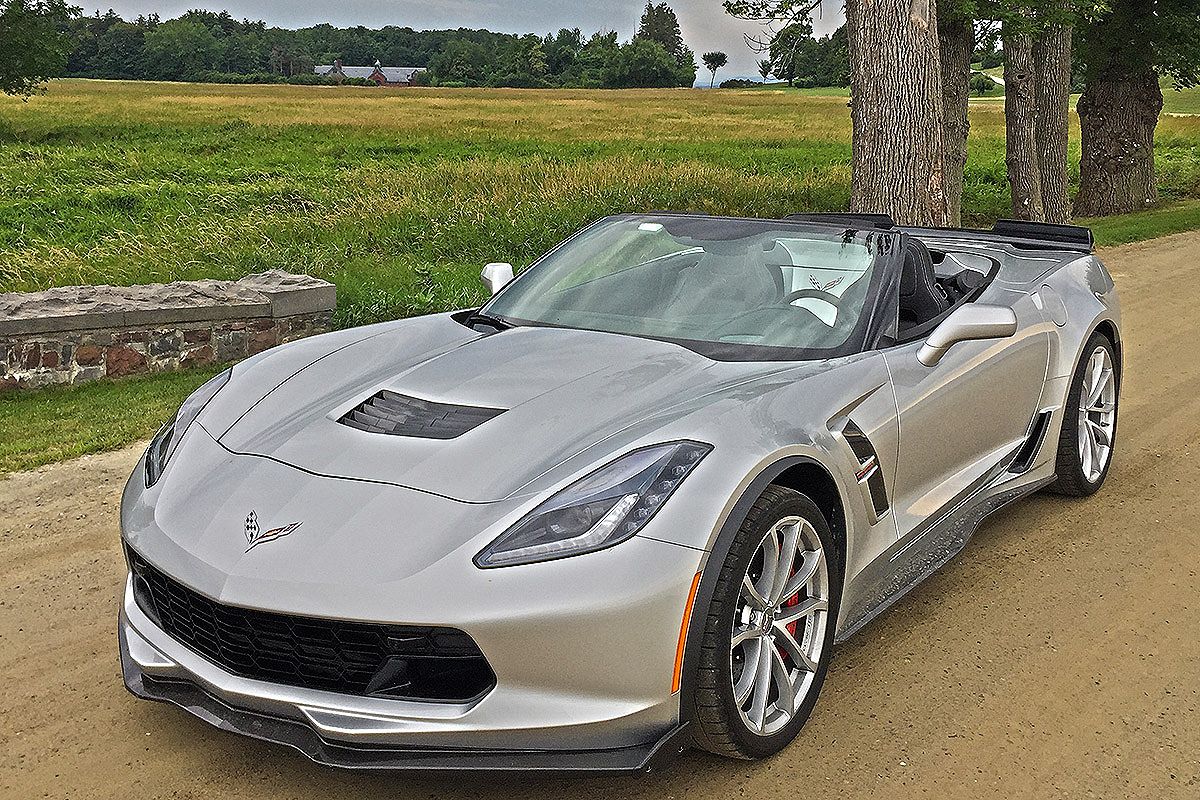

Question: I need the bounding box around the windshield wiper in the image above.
[465,310,514,332]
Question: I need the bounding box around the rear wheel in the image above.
[1050,333,1119,496]
[689,485,840,759]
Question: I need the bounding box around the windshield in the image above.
[482,215,891,360]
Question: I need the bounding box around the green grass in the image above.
[0,366,224,475]
[2,80,1196,329]
[1086,199,1200,245]
[1163,86,1200,116]
[2,79,1200,475]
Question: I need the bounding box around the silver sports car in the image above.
[119,212,1121,772]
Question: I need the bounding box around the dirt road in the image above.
[2,233,1198,799]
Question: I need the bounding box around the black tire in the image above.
[688,485,841,760]
[1049,332,1119,497]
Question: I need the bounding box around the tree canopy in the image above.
[55,5,697,88]
[702,50,728,87]
[0,0,78,97]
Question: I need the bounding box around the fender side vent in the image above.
[844,420,890,518]
[1009,410,1054,473]
[339,391,505,440]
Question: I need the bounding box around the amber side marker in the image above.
[672,571,703,694]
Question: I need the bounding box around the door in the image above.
[882,296,1050,539]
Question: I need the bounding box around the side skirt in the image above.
[834,462,1054,644]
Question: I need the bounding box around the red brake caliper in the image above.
[778,563,801,667]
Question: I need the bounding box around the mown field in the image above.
[2,79,1200,473]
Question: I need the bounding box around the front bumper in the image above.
[120,624,689,773]
[118,425,709,769]
[118,527,699,771]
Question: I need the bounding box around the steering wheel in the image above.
[711,302,827,343]
[783,288,842,306]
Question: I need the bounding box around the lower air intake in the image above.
[127,546,495,702]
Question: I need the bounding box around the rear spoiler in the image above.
[990,219,1094,250]
[785,213,1094,253]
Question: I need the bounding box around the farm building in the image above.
[316,60,425,86]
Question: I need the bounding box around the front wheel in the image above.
[689,485,840,759]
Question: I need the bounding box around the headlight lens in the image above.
[474,441,711,568]
[145,368,232,487]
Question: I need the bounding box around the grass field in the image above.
[4,79,1200,327]
[2,79,1200,474]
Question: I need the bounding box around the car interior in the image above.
[484,221,1001,358]
[895,238,999,341]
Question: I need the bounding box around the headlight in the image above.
[474,441,711,568]
[145,368,232,487]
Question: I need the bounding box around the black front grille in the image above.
[127,547,495,702]
[338,391,505,439]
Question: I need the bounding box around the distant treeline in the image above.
[62,5,704,88]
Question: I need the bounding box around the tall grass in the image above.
[3,80,1200,327]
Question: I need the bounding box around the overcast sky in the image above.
[81,1,844,79]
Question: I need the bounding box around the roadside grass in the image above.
[0,366,224,475]
[1087,199,1200,246]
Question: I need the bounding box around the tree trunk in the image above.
[1075,69,1163,216]
[1003,26,1045,221]
[1033,22,1073,223]
[846,0,948,226]
[939,14,973,228]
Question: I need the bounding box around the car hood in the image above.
[217,315,768,502]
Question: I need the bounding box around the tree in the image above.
[636,2,684,57]
[604,37,693,88]
[767,20,813,87]
[1074,0,1200,216]
[1032,7,1074,223]
[846,0,949,224]
[142,19,220,81]
[94,21,144,79]
[939,5,974,226]
[982,0,1087,223]
[634,2,696,81]
[727,1,948,225]
[703,50,727,87]
[1003,12,1046,221]
[970,72,995,93]
[0,0,78,98]
[758,58,772,81]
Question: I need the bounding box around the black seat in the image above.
[899,238,950,327]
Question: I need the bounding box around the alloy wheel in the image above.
[730,515,830,737]
[1077,346,1117,483]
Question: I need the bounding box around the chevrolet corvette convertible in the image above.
[119,212,1121,772]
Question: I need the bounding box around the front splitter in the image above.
[120,626,690,774]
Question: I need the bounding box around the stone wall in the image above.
[1,271,335,391]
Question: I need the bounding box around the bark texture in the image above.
[1033,23,1074,223]
[939,14,973,228]
[1075,69,1164,216]
[1003,27,1045,221]
[846,0,948,226]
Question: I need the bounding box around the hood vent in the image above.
[339,391,505,440]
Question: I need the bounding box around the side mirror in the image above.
[481,262,514,296]
[917,304,1018,367]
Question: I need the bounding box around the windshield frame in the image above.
[478,213,904,362]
